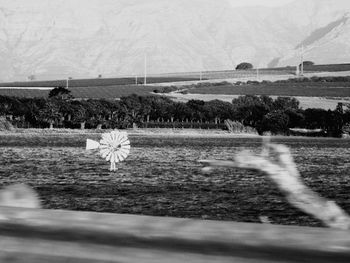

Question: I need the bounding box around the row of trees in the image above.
[0,90,349,136]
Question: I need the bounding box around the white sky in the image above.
[228,0,294,7]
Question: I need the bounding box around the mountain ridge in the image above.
[0,0,350,81]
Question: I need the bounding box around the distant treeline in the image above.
[0,92,349,137]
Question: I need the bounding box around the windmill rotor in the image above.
[86,130,130,171]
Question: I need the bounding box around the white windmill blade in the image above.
[86,139,100,150]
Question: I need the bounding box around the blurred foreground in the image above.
[1,206,350,262]
[1,138,350,262]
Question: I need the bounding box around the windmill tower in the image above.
[144,54,147,85]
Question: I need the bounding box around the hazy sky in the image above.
[0,0,296,8]
[228,0,294,7]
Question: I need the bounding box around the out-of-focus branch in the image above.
[199,143,350,230]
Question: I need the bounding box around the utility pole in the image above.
[144,54,147,85]
[300,45,304,76]
[135,75,138,85]
[66,78,69,89]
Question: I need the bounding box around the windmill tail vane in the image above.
[86,130,131,171]
[86,139,100,150]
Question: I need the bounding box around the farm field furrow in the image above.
[0,134,349,227]
[186,83,350,97]
[1,82,350,100]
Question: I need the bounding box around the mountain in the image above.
[272,0,350,67]
[0,0,350,81]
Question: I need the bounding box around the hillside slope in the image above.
[0,0,350,81]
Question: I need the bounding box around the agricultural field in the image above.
[1,133,349,227]
[0,85,158,99]
[171,82,350,109]
[1,80,350,102]
[1,63,350,89]
[148,63,350,81]
[0,66,349,111]
[140,63,350,80]
[252,63,350,74]
[302,63,350,72]
[185,82,350,97]
[164,93,350,110]
[0,76,200,88]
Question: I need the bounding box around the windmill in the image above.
[86,130,131,171]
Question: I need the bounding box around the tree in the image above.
[344,103,350,127]
[143,96,174,122]
[0,96,17,118]
[20,98,46,128]
[232,95,271,128]
[203,100,235,124]
[284,109,304,128]
[343,104,350,135]
[48,87,72,100]
[0,97,31,127]
[38,101,62,129]
[299,61,314,68]
[71,102,88,129]
[173,102,191,123]
[303,108,328,130]
[119,94,151,128]
[273,97,300,111]
[325,107,344,137]
[235,62,253,70]
[107,100,127,129]
[260,111,290,135]
[186,100,206,122]
[259,95,274,110]
[58,100,74,124]
[87,100,110,129]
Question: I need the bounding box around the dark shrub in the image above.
[235,62,253,70]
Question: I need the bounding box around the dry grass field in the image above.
[1,132,349,227]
